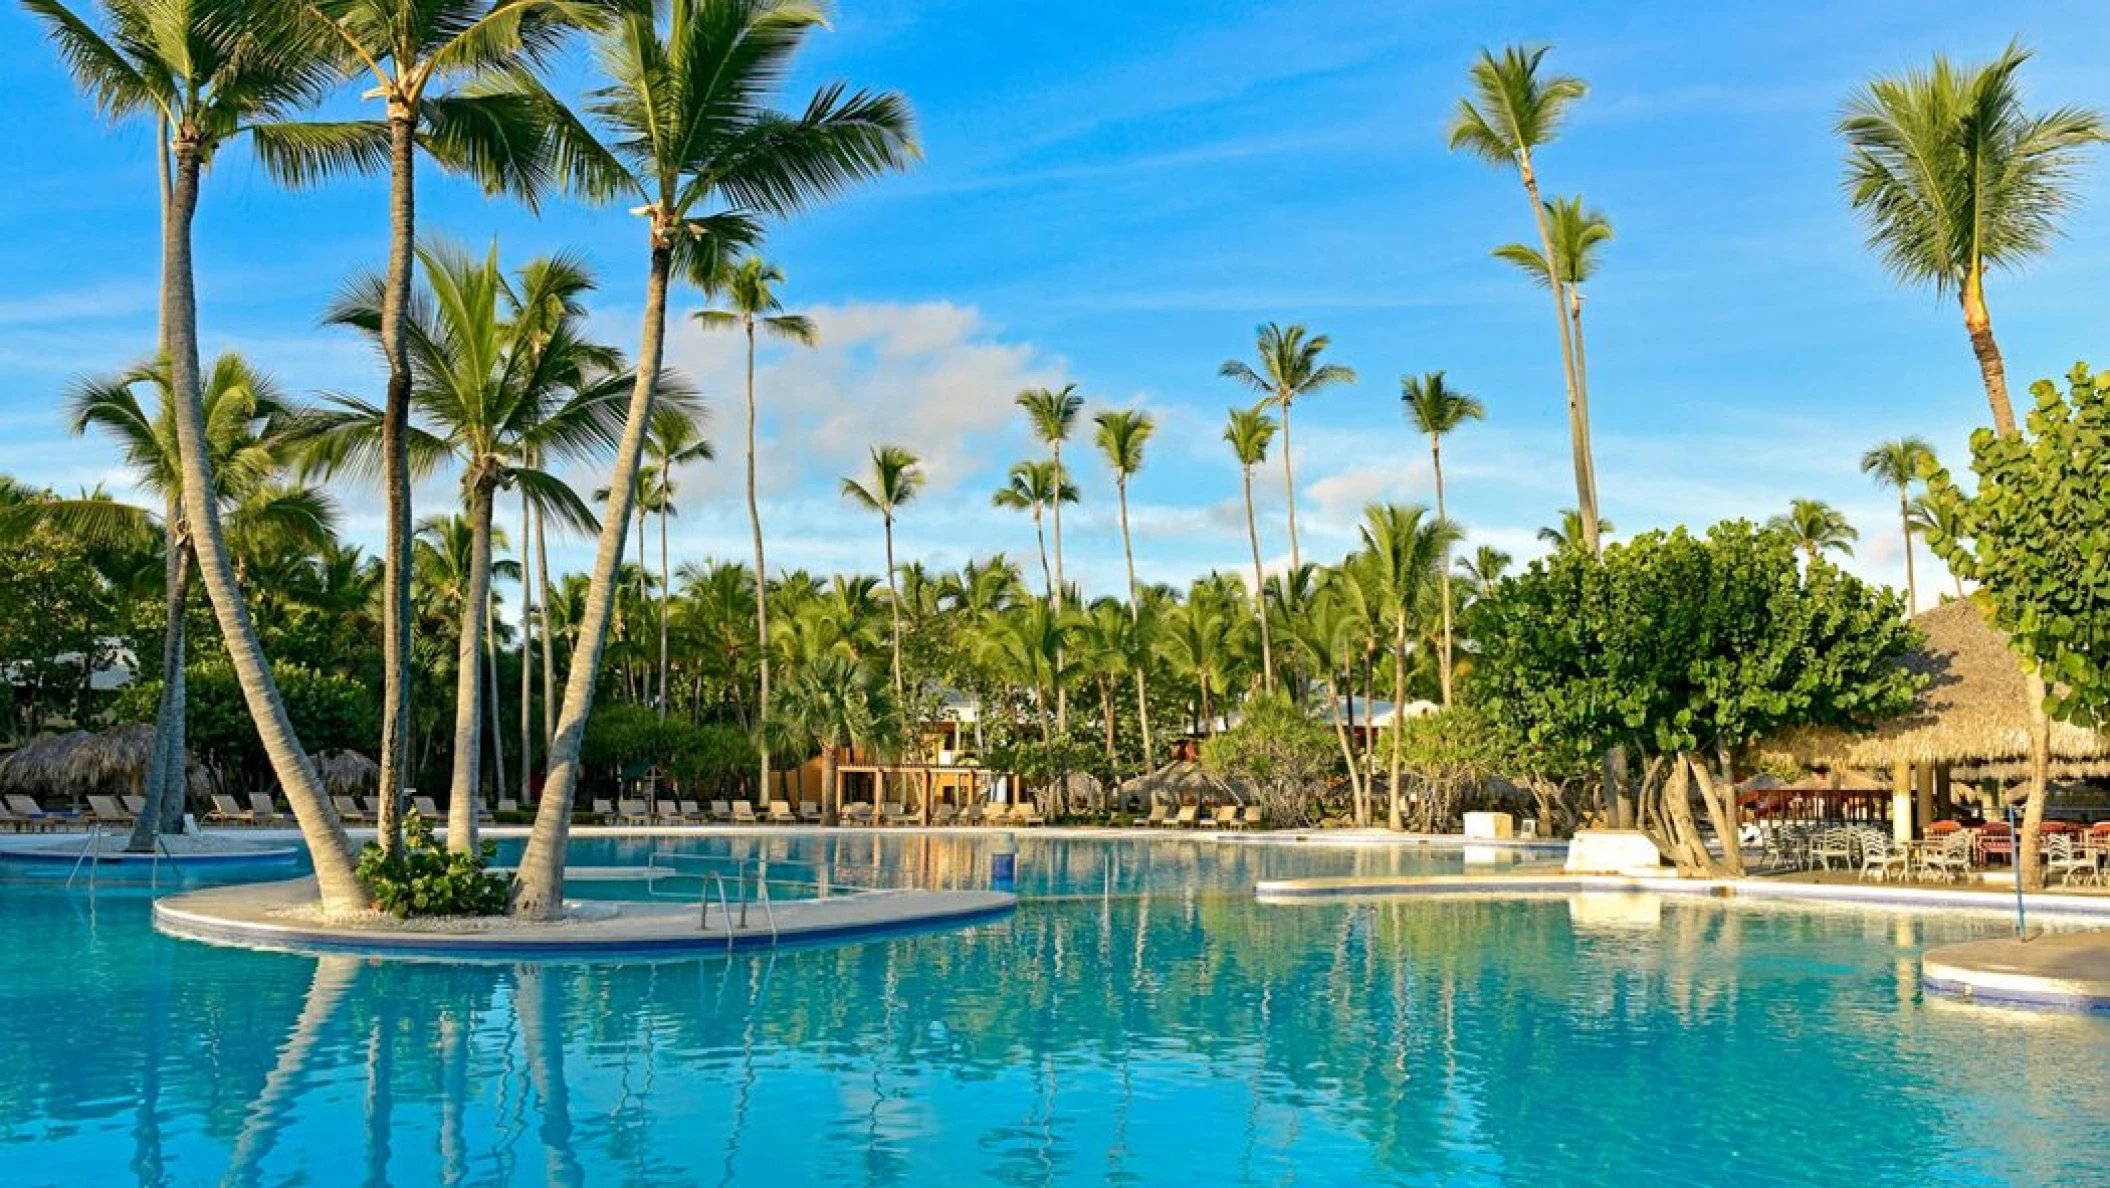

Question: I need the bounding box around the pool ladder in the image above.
[651,852,778,951]
[64,824,176,890]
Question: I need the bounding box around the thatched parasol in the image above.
[74,722,158,794]
[1118,759,1236,805]
[1768,598,2108,771]
[312,749,379,794]
[0,730,95,797]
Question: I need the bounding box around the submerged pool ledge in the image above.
[154,877,1016,962]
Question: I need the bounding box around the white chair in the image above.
[1810,828,1857,871]
[1918,830,1974,883]
[1858,836,1906,882]
[2045,834,2095,886]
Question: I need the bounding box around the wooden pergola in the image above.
[832,762,993,825]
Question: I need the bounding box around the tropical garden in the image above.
[2,4,2105,915]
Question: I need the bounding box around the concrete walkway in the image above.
[1923,932,2110,1010]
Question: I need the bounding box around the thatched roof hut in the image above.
[0,730,95,797]
[312,749,379,794]
[1772,598,2108,772]
[1118,759,1239,805]
[75,723,158,793]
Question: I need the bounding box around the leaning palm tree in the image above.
[27,0,370,907]
[1907,494,1968,598]
[1222,403,1278,692]
[1769,498,1858,562]
[1358,503,1454,831]
[840,444,924,702]
[511,0,916,920]
[1839,44,2104,436]
[1094,408,1157,772]
[278,0,605,844]
[1449,44,1601,554]
[1218,323,1356,571]
[301,241,630,852]
[1493,194,1610,467]
[1399,371,1484,704]
[1536,508,1611,552]
[694,255,816,809]
[1860,436,1936,613]
[990,460,1075,602]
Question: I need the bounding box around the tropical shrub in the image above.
[1201,692,1339,825]
[355,808,509,918]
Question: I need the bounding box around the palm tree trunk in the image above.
[485,595,507,805]
[1567,286,1601,550]
[1031,506,1053,601]
[1387,625,1407,831]
[1960,272,2017,438]
[1517,154,1598,555]
[1329,677,1363,826]
[157,554,189,835]
[163,138,361,910]
[519,488,534,801]
[658,497,671,721]
[374,107,418,858]
[1898,492,1918,616]
[1431,437,1454,705]
[1052,443,1068,736]
[1243,467,1273,692]
[128,522,189,852]
[1279,396,1300,571]
[511,239,675,920]
[1099,676,1117,781]
[1117,480,1155,772]
[821,746,840,827]
[536,501,556,752]
[745,320,772,811]
[446,478,496,854]
[883,516,904,702]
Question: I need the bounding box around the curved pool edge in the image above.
[1923,932,2110,1013]
[154,876,1017,963]
[1255,871,2110,916]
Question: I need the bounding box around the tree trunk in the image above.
[445,477,496,854]
[883,516,904,702]
[511,238,674,920]
[1898,492,1918,616]
[1330,684,1363,827]
[519,488,534,802]
[1031,505,1053,601]
[485,594,507,806]
[1117,480,1154,773]
[128,524,190,852]
[1386,625,1406,831]
[1099,676,1117,782]
[374,108,418,858]
[1431,437,1453,704]
[1567,286,1601,552]
[1243,467,1273,692]
[1517,154,1598,555]
[1278,395,1300,571]
[535,500,556,752]
[1960,273,2017,439]
[658,497,672,720]
[1052,443,1068,736]
[821,747,839,827]
[2020,671,2052,892]
[745,319,772,812]
[163,139,361,910]
[1691,756,1743,877]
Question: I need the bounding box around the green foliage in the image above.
[988,736,1098,786]
[113,659,374,793]
[1394,703,1504,785]
[355,809,509,919]
[668,723,756,790]
[1200,692,1338,796]
[0,525,117,733]
[1922,363,2110,727]
[1469,520,1923,771]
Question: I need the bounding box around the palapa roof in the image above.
[1774,598,2108,771]
[311,749,379,794]
[0,724,216,797]
[1118,759,1239,803]
[0,730,95,794]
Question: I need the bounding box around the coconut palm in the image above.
[1536,508,1611,552]
[1015,385,1083,604]
[1839,44,2105,436]
[1769,498,1858,562]
[990,460,1075,602]
[768,655,897,826]
[1907,494,1968,598]
[642,406,714,720]
[1286,585,1368,823]
[1219,324,1356,571]
[1221,403,1279,691]
[1493,195,1610,469]
[693,255,817,810]
[512,0,916,918]
[1456,544,1512,602]
[1860,436,1937,613]
[1357,504,1455,831]
[1448,44,1601,554]
[840,444,924,702]
[1094,408,1157,772]
[27,0,371,906]
[1399,371,1484,704]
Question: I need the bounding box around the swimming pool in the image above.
[4,832,2107,1185]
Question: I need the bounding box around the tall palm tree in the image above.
[1287,585,1367,823]
[1839,44,2104,436]
[1358,504,1454,831]
[512,0,916,919]
[644,406,714,719]
[1493,195,1610,462]
[768,655,897,826]
[1399,371,1484,704]
[990,460,1074,602]
[1094,408,1157,772]
[28,0,370,907]
[279,0,603,846]
[840,444,924,702]
[1014,385,1083,607]
[1448,44,1601,554]
[1222,403,1278,691]
[694,255,817,808]
[303,241,629,852]
[1860,436,1937,613]
[1456,544,1512,602]
[1536,508,1612,552]
[1907,495,1968,598]
[1219,323,1356,571]
[1769,498,1858,562]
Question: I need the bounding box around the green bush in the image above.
[354,808,509,918]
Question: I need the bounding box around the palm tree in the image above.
[1839,44,2105,436]
[1358,504,1454,831]
[1908,495,1968,598]
[1286,585,1368,823]
[840,444,925,703]
[1860,436,1937,613]
[769,655,897,826]
[1219,324,1356,571]
[1014,386,1083,605]
[28,0,370,907]
[1094,408,1157,772]
[1449,44,1601,554]
[1221,403,1278,692]
[1769,498,1858,562]
[644,406,714,720]
[1399,371,1484,704]
[304,241,629,852]
[279,0,604,843]
[694,255,817,809]
[1493,194,1610,470]
[990,460,1075,602]
[1537,508,1611,552]
[512,0,915,919]
[1456,544,1512,602]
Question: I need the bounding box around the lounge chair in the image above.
[768,800,797,824]
[879,801,909,827]
[1171,804,1200,829]
[122,794,149,819]
[1142,804,1171,827]
[496,798,520,815]
[332,795,372,824]
[411,795,442,820]
[931,804,958,826]
[616,798,652,826]
[799,801,822,823]
[676,799,706,824]
[1201,805,1239,830]
[363,796,384,820]
[1013,802,1045,827]
[843,802,874,826]
[205,794,254,826]
[1238,805,1265,831]
[654,798,682,824]
[709,799,732,822]
[732,801,759,825]
[88,795,135,826]
[590,798,614,821]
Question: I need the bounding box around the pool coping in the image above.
[153,877,1017,962]
[0,835,304,867]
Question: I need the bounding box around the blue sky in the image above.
[4,0,2109,611]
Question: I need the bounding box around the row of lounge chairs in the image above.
[584,798,1051,827]
[1141,803,1265,830]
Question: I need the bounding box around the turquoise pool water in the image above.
[4,833,2108,1186]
